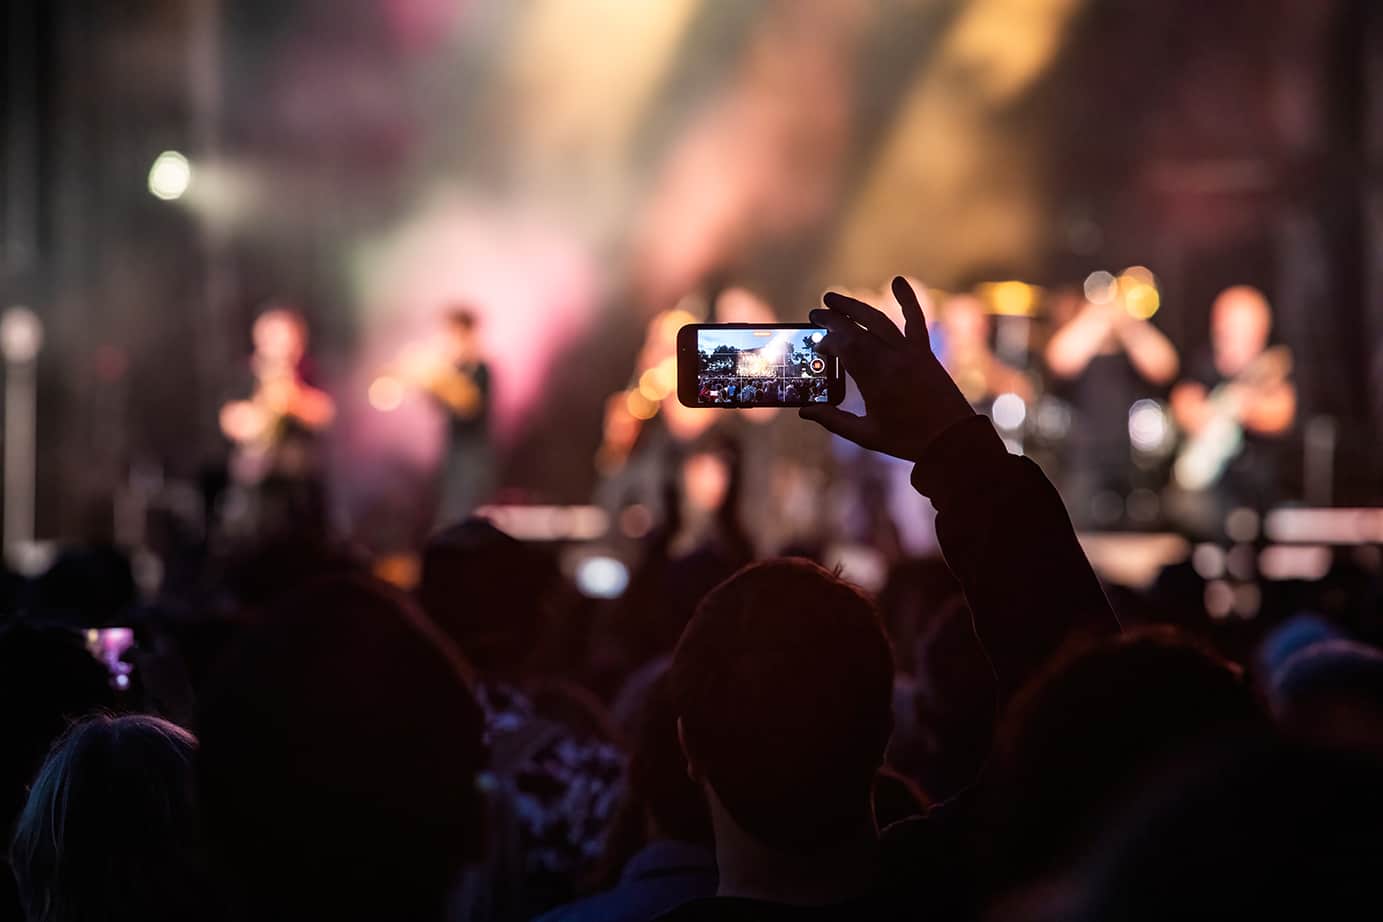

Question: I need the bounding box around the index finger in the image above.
[809,307,870,362]
[891,276,932,348]
[823,291,906,345]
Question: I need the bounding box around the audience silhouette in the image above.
[0,276,1379,922]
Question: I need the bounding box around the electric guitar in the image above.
[1173,346,1292,491]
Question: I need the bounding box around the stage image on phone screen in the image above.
[694,328,833,407]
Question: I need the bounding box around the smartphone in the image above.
[677,323,846,409]
[85,627,135,690]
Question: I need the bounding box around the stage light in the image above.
[1205,580,1234,620]
[0,307,43,363]
[1233,583,1261,618]
[1265,507,1383,544]
[1225,507,1260,543]
[478,504,609,541]
[368,375,405,412]
[1035,399,1071,439]
[638,368,663,401]
[1084,270,1116,304]
[1192,543,1226,580]
[1128,399,1170,453]
[575,555,630,599]
[1122,281,1160,319]
[657,308,698,344]
[1122,265,1155,286]
[981,280,1038,316]
[1259,545,1332,581]
[653,356,676,394]
[991,392,1026,431]
[638,357,676,402]
[626,389,657,420]
[148,151,192,201]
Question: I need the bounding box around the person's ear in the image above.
[676,717,704,784]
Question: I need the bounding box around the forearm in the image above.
[1045,311,1108,379]
[911,417,1118,702]
[433,373,482,418]
[1241,384,1295,435]
[1171,384,1210,434]
[1119,321,1179,385]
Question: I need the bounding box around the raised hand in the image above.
[801,276,974,462]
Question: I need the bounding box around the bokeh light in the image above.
[147,150,192,200]
[1083,270,1117,304]
[368,375,406,412]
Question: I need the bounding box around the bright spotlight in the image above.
[575,555,629,599]
[368,375,405,412]
[625,389,658,420]
[983,280,1038,316]
[1122,281,1161,319]
[0,307,43,363]
[1121,265,1156,286]
[1128,399,1170,453]
[1084,270,1117,304]
[991,392,1027,431]
[148,150,192,201]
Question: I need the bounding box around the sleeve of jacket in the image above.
[911,416,1120,704]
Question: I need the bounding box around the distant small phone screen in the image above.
[694,327,833,408]
[85,627,135,690]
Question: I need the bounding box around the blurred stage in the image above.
[3,0,1383,594]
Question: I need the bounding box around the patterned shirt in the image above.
[476,682,625,876]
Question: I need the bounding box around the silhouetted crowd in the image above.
[2,279,1381,922]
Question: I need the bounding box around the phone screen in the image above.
[85,627,135,690]
[679,324,842,408]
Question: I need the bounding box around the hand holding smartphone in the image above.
[677,323,846,409]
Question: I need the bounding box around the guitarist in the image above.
[1170,286,1296,531]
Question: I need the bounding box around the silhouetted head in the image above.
[985,627,1263,887]
[669,559,894,854]
[24,544,137,627]
[197,574,487,922]
[1271,639,1383,754]
[1074,742,1383,920]
[11,715,209,922]
[0,625,115,838]
[251,307,308,366]
[443,306,480,364]
[418,518,556,677]
[1211,285,1271,375]
[629,670,713,848]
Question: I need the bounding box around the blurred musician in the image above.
[938,294,1032,410]
[1046,287,1179,524]
[219,307,334,485]
[1170,286,1295,523]
[397,307,494,524]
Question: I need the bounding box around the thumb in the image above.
[800,405,874,446]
